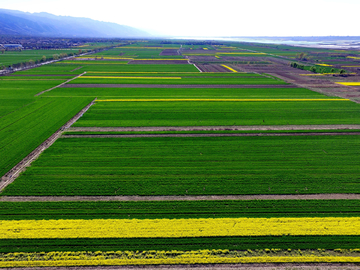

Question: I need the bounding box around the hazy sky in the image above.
[0,0,359,37]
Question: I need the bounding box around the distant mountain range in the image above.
[0,9,150,38]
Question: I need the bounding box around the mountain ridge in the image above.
[0,9,150,38]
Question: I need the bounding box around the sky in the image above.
[0,0,359,37]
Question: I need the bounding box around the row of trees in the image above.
[0,49,93,71]
[0,44,119,72]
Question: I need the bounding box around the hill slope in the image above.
[0,9,149,38]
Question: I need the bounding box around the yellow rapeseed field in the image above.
[221,64,238,72]
[336,82,360,86]
[1,217,360,239]
[316,64,333,66]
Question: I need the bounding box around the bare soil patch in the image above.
[233,57,360,103]
[160,49,180,56]
[196,64,230,72]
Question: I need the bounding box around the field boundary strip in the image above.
[35,72,87,96]
[0,99,96,192]
[193,64,202,72]
[96,98,349,102]
[61,132,360,139]
[3,194,360,202]
[67,125,360,132]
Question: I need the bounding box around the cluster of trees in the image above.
[290,62,346,74]
[296,52,310,61]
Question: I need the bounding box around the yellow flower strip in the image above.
[1,217,360,239]
[336,82,360,86]
[96,99,348,102]
[79,76,181,79]
[221,64,238,73]
[316,63,333,66]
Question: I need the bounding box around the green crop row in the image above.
[3,135,360,196]
[2,200,360,220]
[1,235,359,253]
[72,76,287,85]
[0,97,92,178]
[72,101,360,127]
[44,87,327,99]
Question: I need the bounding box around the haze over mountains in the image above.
[0,9,150,38]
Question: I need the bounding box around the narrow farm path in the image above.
[2,194,360,202]
[62,131,360,139]
[35,72,87,96]
[67,124,360,132]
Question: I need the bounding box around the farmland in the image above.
[3,135,360,196]
[1,40,360,267]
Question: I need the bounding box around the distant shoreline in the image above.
[173,36,360,49]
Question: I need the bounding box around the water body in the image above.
[176,36,360,49]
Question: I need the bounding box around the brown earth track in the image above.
[61,84,295,88]
[2,194,360,202]
[67,125,360,132]
[1,264,359,270]
[61,132,360,139]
